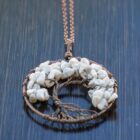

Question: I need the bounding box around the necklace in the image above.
[22,0,118,123]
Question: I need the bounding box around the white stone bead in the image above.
[79,63,92,79]
[27,89,36,96]
[35,71,41,76]
[32,83,40,90]
[62,68,75,79]
[88,69,97,79]
[93,90,104,98]
[88,89,94,98]
[44,91,50,100]
[36,71,46,85]
[47,71,55,79]
[39,61,50,69]
[51,62,61,71]
[99,87,106,92]
[39,61,51,74]
[39,61,50,72]
[36,88,49,101]
[54,70,62,80]
[61,60,70,70]
[108,93,118,103]
[108,78,115,87]
[88,79,106,87]
[90,63,102,71]
[36,92,45,101]
[97,98,108,110]
[45,79,55,88]
[94,86,101,90]
[80,58,90,65]
[104,91,111,100]
[35,67,41,72]
[69,57,79,70]
[29,94,37,103]
[48,69,62,80]
[98,70,108,79]
[107,87,114,93]
[69,57,79,65]
[103,76,110,87]
[42,65,51,74]
[29,71,40,82]
[27,80,34,89]
[92,95,102,107]
[96,79,106,87]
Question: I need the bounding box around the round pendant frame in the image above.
[22,57,118,123]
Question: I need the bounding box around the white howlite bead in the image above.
[39,61,50,72]
[35,71,42,76]
[99,87,106,92]
[35,67,41,72]
[29,94,37,103]
[103,77,110,87]
[36,71,46,85]
[79,63,92,79]
[44,91,50,100]
[42,65,51,74]
[27,89,36,96]
[32,83,40,90]
[61,60,70,70]
[107,87,114,93]
[90,63,102,72]
[51,62,61,71]
[80,58,90,65]
[95,79,106,87]
[104,91,111,100]
[29,71,40,82]
[108,78,115,87]
[92,95,102,107]
[39,61,50,69]
[92,90,104,98]
[88,79,106,87]
[47,71,55,79]
[69,57,79,65]
[69,57,79,70]
[36,88,49,101]
[27,80,34,89]
[88,69,97,79]
[45,80,55,88]
[98,70,108,79]
[108,93,118,103]
[39,61,51,74]
[62,68,75,79]
[88,89,94,98]
[48,69,62,80]
[97,98,108,110]
[94,86,101,90]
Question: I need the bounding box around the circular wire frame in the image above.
[22,58,118,123]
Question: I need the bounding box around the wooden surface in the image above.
[0,0,140,140]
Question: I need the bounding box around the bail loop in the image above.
[65,39,73,60]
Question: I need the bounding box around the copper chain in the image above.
[61,0,74,45]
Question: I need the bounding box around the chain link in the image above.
[61,0,74,44]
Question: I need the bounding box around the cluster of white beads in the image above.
[26,57,118,110]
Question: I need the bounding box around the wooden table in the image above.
[0,0,139,140]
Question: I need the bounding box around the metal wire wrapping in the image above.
[22,58,118,123]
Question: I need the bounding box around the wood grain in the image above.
[0,0,140,140]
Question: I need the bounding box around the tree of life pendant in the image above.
[22,57,118,123]
[22,0,118,124]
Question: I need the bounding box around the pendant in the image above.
[22,44,118,123]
